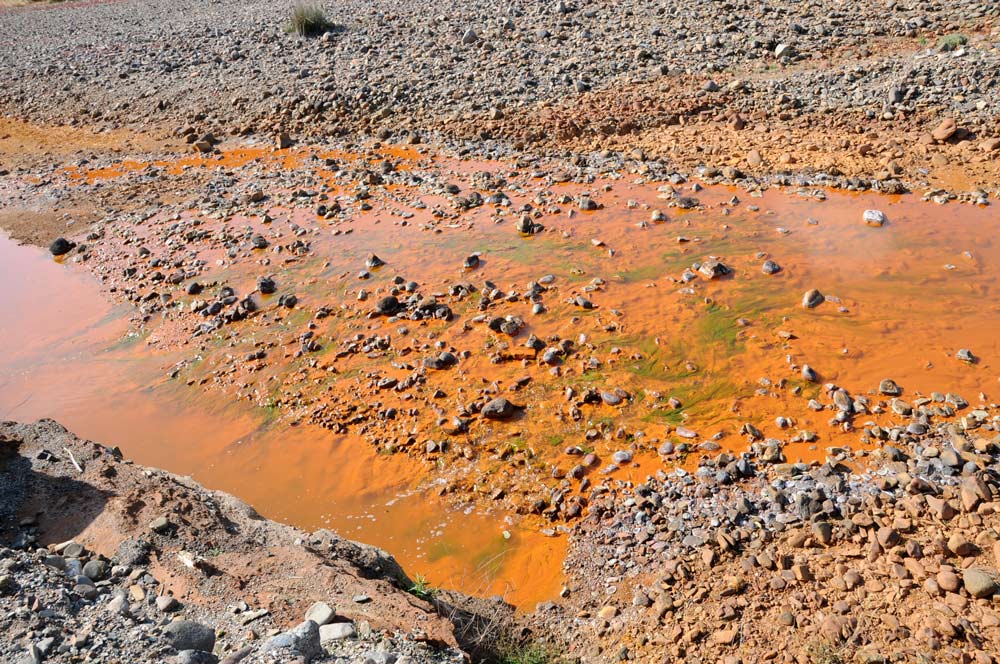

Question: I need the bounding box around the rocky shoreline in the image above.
[5,386,1000,663]
[544,406,1000,662]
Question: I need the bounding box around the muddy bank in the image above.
[0,418,477,663]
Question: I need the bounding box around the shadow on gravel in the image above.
[0,432,110,546]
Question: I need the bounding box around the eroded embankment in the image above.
[0,418,495,663]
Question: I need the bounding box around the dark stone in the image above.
[164,621,216,653]
[482,398,517,420]
[49,238,74,256]
[258,277,276,294]
[375,296,401,315]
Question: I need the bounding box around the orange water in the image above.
[4,143,1000,609]
[0,230,565,607]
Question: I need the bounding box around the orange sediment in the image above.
[3,141,999,607]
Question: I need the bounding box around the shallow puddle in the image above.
[4,143,1000,610]
[0,230,566,607]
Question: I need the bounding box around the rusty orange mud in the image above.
[2,142,999,608]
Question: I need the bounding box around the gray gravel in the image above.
[0,0,997,141]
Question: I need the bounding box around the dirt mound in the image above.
[0,419,467,662]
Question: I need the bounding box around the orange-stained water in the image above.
[0,230,566,607]
[4,143,1000,610]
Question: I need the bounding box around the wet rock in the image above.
[541,348,561,365]
[49,238,74,256]
[258,277,276,295]
[516,215,544,235]
[375,296,401,315]
[464,254,480,269]
[698,257,731,279]
[366,254,385,268]
[802,289,824,308]
[879,379,901,396]
[601,391,623,406]
[612,450,632,464]
[956,348,976,363]
[164,620,216,652]
[801,365,818,382]
[833,389,852,413]
[482,398,517,420]
[761,259,781,275]
[863,210,888,227]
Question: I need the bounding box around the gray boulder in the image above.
[263,620,322,663]
[164,620,216,653]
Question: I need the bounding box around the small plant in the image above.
[409,574,437,601]
[498,643,558,664]
[288,4,333,37]
[937,33,968,51]
[806,641,846,664]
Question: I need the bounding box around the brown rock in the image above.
[947,534,975,557]
[597,605,619,620]
[932,118,957,142]
[877,526,900,548]
[926,495,956,520]
[937,569,961,593]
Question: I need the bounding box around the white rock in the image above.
[319,622,356,642]
[304,601,335,626]
[863,209,888,227]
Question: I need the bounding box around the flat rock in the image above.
[319,622,356,642]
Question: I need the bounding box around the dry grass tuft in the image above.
[287,4,333,37]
